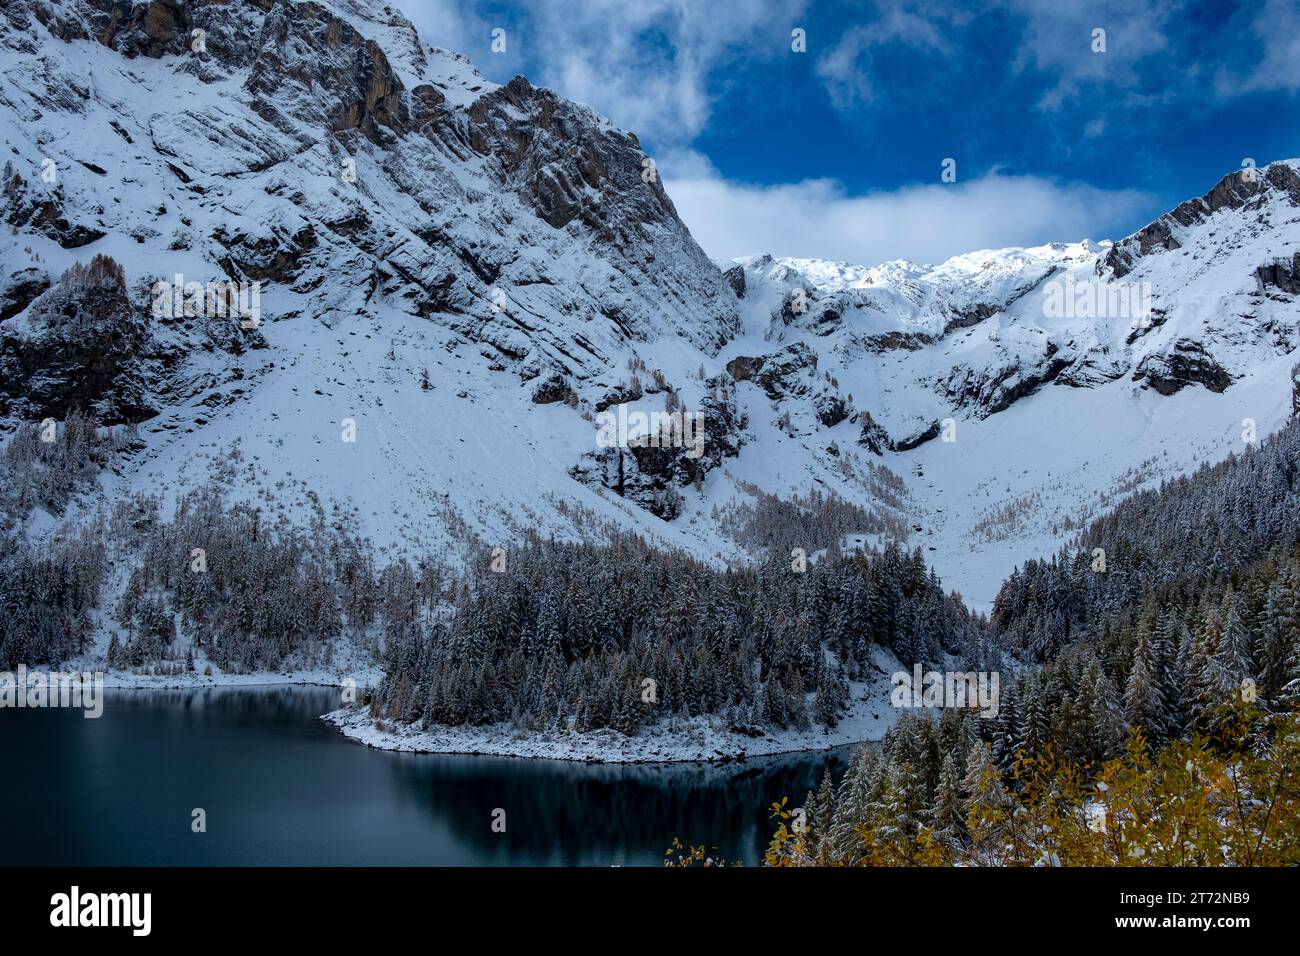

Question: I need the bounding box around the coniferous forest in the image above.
[375,535,990,734]
[713,418,1300,867]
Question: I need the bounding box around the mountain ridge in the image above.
[1,0,1297,613]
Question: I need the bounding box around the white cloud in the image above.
[1215,0,1300,97]
[999,0,1184,111]
[408,0,809,145]
[662,152,1156,265]
[401,0,490,61]
[815,5,954,110]
[529,0,811,143]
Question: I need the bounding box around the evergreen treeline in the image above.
[376,537,993,734]
[993,418,1300,660]
[2,464,993,733]
[961,546,1299,783]
[759,546,1300,867]
[0,411,133,532]
[0,523,105,670]
[0,410,124,669]
[107,486,451,673]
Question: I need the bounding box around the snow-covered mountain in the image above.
[735,161,1300,432]
[2,0,1297,611]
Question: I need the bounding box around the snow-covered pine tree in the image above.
[1124,628,1161,741]
[1260,565,1300,702]
[1215,590,1255,693]
[828,745,878,863]
[932,751,966,850]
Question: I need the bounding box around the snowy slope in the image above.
[1,0,1297,617]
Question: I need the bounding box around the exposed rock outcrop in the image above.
[1257,253,1300,295]
[726,342,817,401]
[1133,341,1233,396]
[569,378,747,519]
[857,411,893,456]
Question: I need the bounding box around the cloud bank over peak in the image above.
[661,151,1156,267]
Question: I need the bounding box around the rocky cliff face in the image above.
[1,0,737,404]
[1,0,1296,601]
[1103,162,1300,279]
[0,0,748,531]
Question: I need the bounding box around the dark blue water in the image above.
[0,686,847,866]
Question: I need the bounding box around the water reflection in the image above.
[0,685,851,866]
[380,743,850,866]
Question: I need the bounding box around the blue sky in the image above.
[404,0,1300,265]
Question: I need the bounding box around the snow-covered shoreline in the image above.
[9,662,380,693]
[35,630,382,693]
[96,669,373,691]
[322,669,901,764]
[38,649,908,764]
[10,665,895,762]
